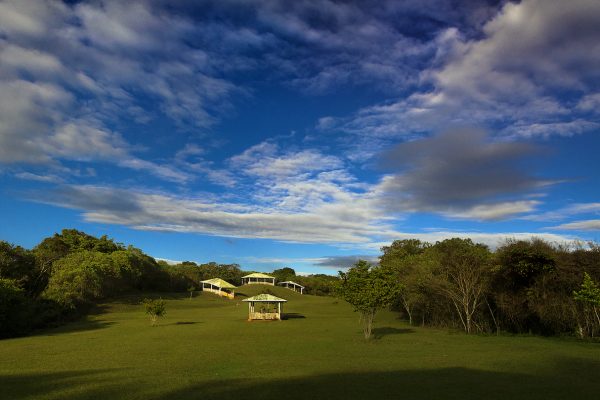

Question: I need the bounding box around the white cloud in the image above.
[0,0,66,36]
[227,140,361,212]
[14,172,63,183]
[320,0,600,148]
[443,200,541,221]
[154,257,182,266]
[0,0,239,181]
[523,202,600,222]
[40,184,397,245]
[0,80,73,164]
[240,256,324,265]
[549,220,600,231]
[577,93,600,112]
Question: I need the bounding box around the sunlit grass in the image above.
[1,284,599,400]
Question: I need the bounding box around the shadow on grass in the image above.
[0,369,128,400]
[371,326,414,339]
[2,357,599,400]
[172,321,200,325]
[154,357,600,400]
[282,313,306,320]
[41,320,117,336]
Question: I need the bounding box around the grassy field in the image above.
[1,284,599,400]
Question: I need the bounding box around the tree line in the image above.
[342,238,600,339]
[0,229,336,339]
[4,230,598,340]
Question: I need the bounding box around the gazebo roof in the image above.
[242,294,287,302]
[242,273,275,279]
[200,278,236,289]
[278,281,305,288]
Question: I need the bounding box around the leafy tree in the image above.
[573,272,600,338]
[0,278,34,338]
[336,260,403,340]
[42,251,117,309]
[142,298,166,326]
[493,238,558,333]
[272,267,296,282]
[56,229,123,254]
[32,236,70,296]
[31,230,124,296]
[380,239,431,325]
[430,239,492,334]
[293,274,337,296]
[394,253,436,326]
[380,239,430,267]
[0,241,36,292]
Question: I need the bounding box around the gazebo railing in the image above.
[249,311,280,320]
[243,277,275,286]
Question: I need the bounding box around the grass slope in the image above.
[1,285,599,400]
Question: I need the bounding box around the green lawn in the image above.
[1,284,599,400]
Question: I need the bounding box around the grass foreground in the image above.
[1,284,599,400]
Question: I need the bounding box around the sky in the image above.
[1,0,599,274]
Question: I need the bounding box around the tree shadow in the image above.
[2,357,599,400]
[0,369,127,400]
[282,313,306,320]
[371,326,414,339]
[153,356,600,400]
[31,315,116,337]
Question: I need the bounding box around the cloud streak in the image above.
[37,184,398,245]
[550,220,600,231]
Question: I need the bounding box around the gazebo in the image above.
[242,294,287,321]
[241,273,276,286]
[278,281,305,294]
[200,278,236,299]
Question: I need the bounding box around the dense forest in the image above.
[0,229,336,338]
[377,238,600,339]
[2,230,599,340]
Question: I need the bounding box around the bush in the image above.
[142,298,166,326]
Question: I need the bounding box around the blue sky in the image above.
[1,0,599,274]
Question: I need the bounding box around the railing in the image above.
[249,312,280,320]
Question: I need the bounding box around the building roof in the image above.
[242,273,275,279]
[242,294,287,302]
[278,281,305,288]
[200,278,236,289]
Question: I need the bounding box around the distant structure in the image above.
[242,294,287,320]
[241,273,276,286]
[200,278,236,299]
[278,281,305,294]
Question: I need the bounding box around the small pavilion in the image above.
[242,294,287,321]
[278,281,305,294]
[241,273,276,286]
[200,278,236,299]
